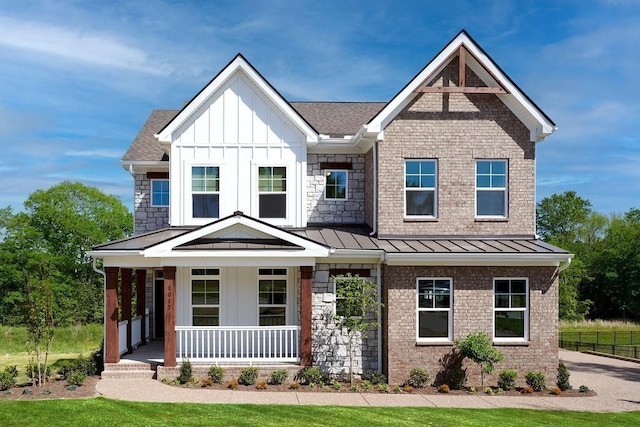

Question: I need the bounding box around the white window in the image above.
[476,160,507,217]
[416,278,452,341]
[325,170,348,200]
[405,160,437,217]
[191,269,220,326]
[192,166,220,218]
[150,179,169,207]
[258,167,286,219]
[258,268,287,326]
[494,278,528,341]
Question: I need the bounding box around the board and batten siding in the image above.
[169,70,308,227]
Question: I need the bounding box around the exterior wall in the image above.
[134,173,169,234]
[364,148,374,227]
[383,265,558,386]
[306,154,366,224]
[378,59,535,236]
[311,263,379,375]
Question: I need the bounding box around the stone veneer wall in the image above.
[378,59,536,236]
[311,263,379,375]
[382,265,558,386]
[307,154,366,224]
[134,173,169,234]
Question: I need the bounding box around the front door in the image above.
[154,272,164,338]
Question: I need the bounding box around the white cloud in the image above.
[64,149,123,158]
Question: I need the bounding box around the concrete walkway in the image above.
[96,349,640,412]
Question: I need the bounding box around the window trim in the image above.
[404,159,438,219]
[190,165,221,220]
[150,179,169,207]
[415,277,453,343]
[493,277,529,342]
[191,268,221,327]
[257,165,288,220]
[324,169,348,201]
[257,268,288,326]
[475,159,508,218]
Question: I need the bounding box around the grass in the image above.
[559,319,640,332]
[0,399,638,427]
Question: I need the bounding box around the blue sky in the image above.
[1,0,638,215]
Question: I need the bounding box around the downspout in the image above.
[369,140,378,237]
[93,258,107,356]
[376,253,384,374]
[558,257,572,273]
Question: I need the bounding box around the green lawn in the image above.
[0,399,637,427]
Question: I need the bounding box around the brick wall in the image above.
[383,265,558,386]
[364,148,374,228]
[134,173,169,234]
[311,263,379,375]
[307,154,366,224]
[378,59,535,236]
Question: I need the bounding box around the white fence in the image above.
[175,326,300,363]
[119,311,150,355]
[118,320,128,355]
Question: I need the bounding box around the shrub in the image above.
[268,368,288,385]
[455,332,504,388]
[556,360,571,391]
[550,386,562,395]
[296,366,326,386]
[256,380,267,390]
[377,383,389,393]
[0,366,18,391]
[360,380,372,391]
[579,385,590,393]
[332,380,343,391]
[238,366,259,386]
[25,361,51,382]
[288,381,301,390]
[178,360,194,385]
[227,379,238,389]
[207,365,224,384]
[497,369,517,391]
[521,386,534,394]
[484,387,493,395]
[200,378,213,387]
[468,386,476,394]
[525,371,546,392]
[349,384,361,392]
[496,387,504,395]
[57,354,98,378]
[361,371,387,385]
[67,371,86,386]
[437,384,450,393]
[407,367,430,388]
[402,384,414,393]
[393,385,403,394]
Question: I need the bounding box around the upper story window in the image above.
[494,278,528,341]
[258,268,287,326]
[416,278,452,341]
[325,170,348,200]
[258,166,286,219]
[476,160,507,217]
[192,166,219,218]
[191,268,220,326]
[151,179,169,207]
[405,160,437,217]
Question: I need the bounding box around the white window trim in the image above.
[186,163,223,224]
[150,179,169,207]
[404,159,438,219]
[415,277,453,343]
[255,164,289,224]
[191,268,221,327]
[475,159,508,218]
[324,169,349,201]
[493,277,529,342]
[257,268,288,326]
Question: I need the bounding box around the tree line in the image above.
[0,182,132,326]
[537,191,640,321]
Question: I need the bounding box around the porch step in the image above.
[102,362,156,379]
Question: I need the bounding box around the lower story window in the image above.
[191,268,220,326]
[417,278,452,341]
[494,278,528,340]
[258,268,287,326]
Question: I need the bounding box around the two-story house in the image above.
[91,31,571,385]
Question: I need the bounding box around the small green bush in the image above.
[178,360,194,385]
[332,380,343,391]
[556,360,571,391]
[579,385,590,393]
[67,371,86,386]
[497,369,517,391]
[57,354,98,378]
[0,366,18,391]
[407,367,430,388]
[525,371,546,392]
[484,387,493,395]
[377,383,389,393]
[296,366,326,386]
[238,366,259,385]
[361,371,387,385]
[25,360,51,381]
[208,365,224,384]
[360,380,372,391]
[268,368,288,385]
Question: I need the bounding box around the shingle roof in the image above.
[121,102,387,162]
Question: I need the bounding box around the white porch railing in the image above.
[119,312,150,355]
[175,326,300,363]
[118,320,128,355]
[131,315,142,347]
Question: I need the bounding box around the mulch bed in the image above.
[0,376,100,401]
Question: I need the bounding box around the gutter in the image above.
[370,140,378,237]
[376,253,384,374]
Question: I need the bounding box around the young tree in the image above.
[333,274,381,384]
[25,274,55,387]
[456,332,503,388]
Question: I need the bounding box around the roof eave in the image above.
[385,252,573,266]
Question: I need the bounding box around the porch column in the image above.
[163,266,177,367]
[104,267,120,364]
[121,268,133,354]
[135,269,147,345]
[300,266,313,366]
